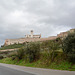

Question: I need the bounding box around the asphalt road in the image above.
[0,63,75,75]
[0,65,34,75]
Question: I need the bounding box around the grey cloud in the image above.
[25,0,75,27]
[0,0,75,46]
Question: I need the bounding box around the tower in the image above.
[31,30,33,38]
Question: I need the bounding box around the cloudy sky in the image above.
[0,0,75,46]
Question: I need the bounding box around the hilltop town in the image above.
[4,29,75,46]
[0,0,75,74]
[0,28,75,72]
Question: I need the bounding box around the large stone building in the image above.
[4,30,41,46]
[57,29,75,39]
[25,30,41,38]
[4,29,75,46]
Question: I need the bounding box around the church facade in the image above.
[25,30,41,38]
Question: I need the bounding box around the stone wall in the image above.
[4,29,75,46]
[4,38,41,46]
[57,29,75,39]
[4,37,57,46]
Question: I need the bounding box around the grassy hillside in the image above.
[0,43,25,50]
[0,33,75,71]
[0,55,75,71]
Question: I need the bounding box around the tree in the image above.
[63,32,75,63]
[43,40,60,64]
[48,40,60,62]
[25,42,41,62]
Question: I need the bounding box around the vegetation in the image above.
[10,42,41,63]
[0,32,75,71]
[0,43,25,50]
[63,32,75,63]
[0,57,75,71]
[24,42,41,62]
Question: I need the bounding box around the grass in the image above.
[48,62,72,70]
[0,43,25,50]
[0,58,75,71]
[0,58,17,64]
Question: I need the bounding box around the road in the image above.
[0,48,19,52]
[0,63,75,75]
[0,65,34,75]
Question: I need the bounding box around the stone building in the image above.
[69,29,75,33]
[4,30,41,46]
[25,30,41,38]
[57,29,75,39]
[57,32,68,38]
[4,29,75,46]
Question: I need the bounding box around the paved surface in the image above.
[0,65,34,75]
[0,63,75,75]
[0,48,19,52]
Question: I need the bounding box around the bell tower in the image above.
[31,30,33,38]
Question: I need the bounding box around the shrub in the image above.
[16,48,25,60]
[25,42,41,62]
[63,32,75,63]
[46,40,60,62]
[11,47,25,60]
[12,42,41,62]
[0,55,4,59]
[40,40,60,65]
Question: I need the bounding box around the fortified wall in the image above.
[4,30,41,46]
[4,29,75,46]
[57,29,75,39]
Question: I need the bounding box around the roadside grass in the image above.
[0,58,17,64]
[0,58,75,71]
[48,61,72,70]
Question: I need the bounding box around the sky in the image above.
[0,0,75,46]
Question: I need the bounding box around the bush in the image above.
[46,40,60,62]
[0,55,4,59]
[11,48,25,60]
[63,32,75,63]
[12,42,41,62]
[40,40,60,65]
[25,42,41,62]
[16,48,25,60]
